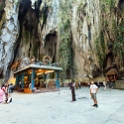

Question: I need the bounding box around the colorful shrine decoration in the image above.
[14,63,62,92]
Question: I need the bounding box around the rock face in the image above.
[71,0,100,79]
[0,0,124,81]
[0,0,20,80]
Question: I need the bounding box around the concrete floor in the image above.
[0,86,124,124]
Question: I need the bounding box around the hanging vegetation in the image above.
[58,1,73,78]
[95,31,106,69]
[98,0,124,70]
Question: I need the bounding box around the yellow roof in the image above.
[106,72,116,75]
[14,64,63,75]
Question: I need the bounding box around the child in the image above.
[90,81,98,107]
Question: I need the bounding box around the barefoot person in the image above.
[90,81,98,107]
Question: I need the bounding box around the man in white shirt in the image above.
[90,81,98,107]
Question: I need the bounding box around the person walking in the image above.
[7,83,13,103]
[71,82,76,101]
[90,81,98,107]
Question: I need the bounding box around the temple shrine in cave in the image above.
[14,63,62,93]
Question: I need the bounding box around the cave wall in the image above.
[44,32,57,62]
[16,0,41,59]
[0,0,124,81]
[71,0,100,79]
[100,0,124,78]
[0,0,20,80]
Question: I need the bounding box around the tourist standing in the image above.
[78,82,81,89]
[90,81,98,107]
[71,82,76,101]
[7,83,13,103]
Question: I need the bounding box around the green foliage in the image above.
[59,37,73,68]
[58,1,73,71]
[77,3,86,15]
[59,22,73,69]
[47,1,52,8]
[95,31,106,68]
[77,2,84,11]
[100,0,124,68]
[59,0,72,21]
[41,13,46,23]
[14,0,18,4]
[0,3,5,12]
[58,1,75,80]
[105,0,116,6]
[100,0,117,12]
[112,20,124,64]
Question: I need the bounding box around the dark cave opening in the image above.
[118,0,124,9]
[44,31,57,63]
[119,0,124,3]
[103,53,114,72]
[18,0,39,30]
[16,0,42,59]
[0,0,5,19]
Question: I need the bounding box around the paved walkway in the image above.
[0,87,124,124]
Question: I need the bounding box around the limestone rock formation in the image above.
[0,0,124,82]
[0,0,20,80]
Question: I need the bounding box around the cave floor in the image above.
[0,87,124,124]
